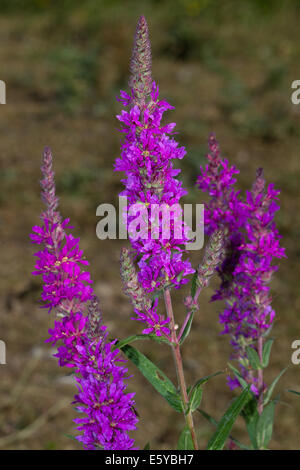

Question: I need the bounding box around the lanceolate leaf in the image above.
[262,339,274,368]
[264,367,287,406]
[228,363,249,389]
[114,333,171,350]
[186,371,223,414]
[177,425,195,450]
[197,409,218,426]
[256,401,275,449]
[192,371,223,389]
[119,344,182,412]
[179,311,194,345]
[198,410,251,450]
[241,396,259,449]
[246,346,262,370]
[207,386,251,450]
[187,385,203,414]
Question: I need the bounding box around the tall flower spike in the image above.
[31,148,138,449]
[116,16,194,337]
[129,15,152,106]
[197,136,286,395]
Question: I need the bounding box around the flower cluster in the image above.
[115,16,194,337]
[31,147,138,449]
[196,133,246,235]
[197,134,285,393]
[72,328,138,450]
[116,83,194,292]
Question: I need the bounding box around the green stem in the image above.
[257,335,264,415]
[164,288,199,450]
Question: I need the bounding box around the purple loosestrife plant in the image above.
[115,16,194,339]
[115,17,231,451]
[116,16,200,448]
[197,134,286,428]
[30,16,294,451]
[31,148,138,450]
[196,133,245,236]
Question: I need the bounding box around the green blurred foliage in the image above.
[56,167,98,196]
[2,0,298,122]
[48,45,99,113]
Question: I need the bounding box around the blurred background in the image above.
[0,0,299,450]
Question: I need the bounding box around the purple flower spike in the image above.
[31,147,138,450]
[116,17,194,337]
[197,135,286,393]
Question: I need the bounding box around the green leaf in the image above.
[256,401,275,449]
[187,385,203,414]
[179,311,194,345]
[120,344,182,412]
[114,334,146,350]
[287,389,300,396]
[198,410,251,450]
[241,396,259,449]
[192,371,223,389]
[186,371,222,414]
[207,386,251,450]
[264,367,287,406]
[246,346,262,370]
[177,426,195,450]
[114,333,171,351]
[262,339,274,368]
[228,363,249,389]
[165,392,183,413]
[197,409,218,426]
[190,272,198,298]
[143,442,150,450]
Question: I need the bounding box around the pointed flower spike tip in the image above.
[197,229,226,291]
[129,15,152,105]
[40,146,59,214]
[252,167,265,198]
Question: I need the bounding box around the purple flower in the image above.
[133,298,171,337]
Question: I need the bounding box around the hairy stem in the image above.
[164,289,198,450]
